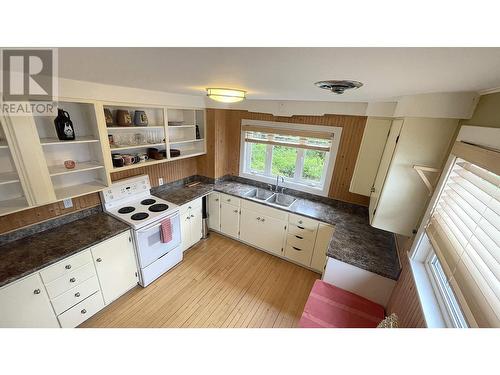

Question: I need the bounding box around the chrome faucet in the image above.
[275,175,285,193]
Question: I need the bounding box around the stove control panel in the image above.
[101,175,151,206]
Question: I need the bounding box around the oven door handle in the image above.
[136,211,180,232]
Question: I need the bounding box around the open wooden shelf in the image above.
[169,124,196,128]
[110,142,166,152]
[48,161,104,177]
[169,151,206,161]
[169,138,204,145]
[0,171,20,186]
[54,180,107,201]
[40,136,100,146]
[110,157,167,172]
[0,196,29,216]
[106,125,165,130]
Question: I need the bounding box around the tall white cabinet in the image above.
[368,117,459,236]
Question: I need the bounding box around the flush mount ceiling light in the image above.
[206,88,246,103]
[314,80,363,95]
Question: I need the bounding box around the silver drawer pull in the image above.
[191,214,195,218]
[69,277,76,283]
[215,198,219,201]
[261,218,265,222]
[96,258,102,262]
[75,292,81,297]
[295,235,303,239]
[297,225,305,230]
[81,309,87,314]
[298,220,303,224]
[65,264,71,270]
[33,289,41,295]
[233,209,238,213]
[292,246,302,251]
[227,198,231,201]
[188,206,192,209]
[256,217,261,221]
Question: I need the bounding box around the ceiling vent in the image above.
[314,80,363,94]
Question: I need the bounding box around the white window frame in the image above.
[239,119,342,196]
[409,125,499,328]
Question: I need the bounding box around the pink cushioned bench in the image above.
[299,280,385,328]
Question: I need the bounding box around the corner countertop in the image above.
[0,213,130,288]
[153,179,399,280]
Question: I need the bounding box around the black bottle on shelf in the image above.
[54,108,76,140]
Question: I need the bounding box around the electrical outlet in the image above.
[63,198,73,208]
[158,177,164,185]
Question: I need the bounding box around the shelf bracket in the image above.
[413,165,441,196]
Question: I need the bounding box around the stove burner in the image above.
[118,206,135,214]
[149,203,168,212]
[131,212,149,221]
[141,198,156,205]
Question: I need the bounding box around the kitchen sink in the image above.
[244,188,275,201]
[266,193,297,209]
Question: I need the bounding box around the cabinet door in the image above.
[310,223,335,272]
[240,208,286,256]
[189,204,203,248]
[180,205,191,252]
[208,193,220,230]
[91,231,138,305]
[220,202,240,238]
[0,273,59,328]
[239,208,262,248]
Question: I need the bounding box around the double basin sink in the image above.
[244,188,297,210]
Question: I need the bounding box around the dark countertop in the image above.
[153,182,213,206]
[213,181,400,280]
[0,213,129,288]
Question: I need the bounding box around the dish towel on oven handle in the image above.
[160,217,173,243]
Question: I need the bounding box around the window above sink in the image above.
[239,120,342,196]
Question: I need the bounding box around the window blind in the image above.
[242,125,333,152]
[425,142,500,327]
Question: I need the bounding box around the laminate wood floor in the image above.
[80,233,319,328]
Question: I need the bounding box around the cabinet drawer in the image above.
[50,276,100,315]
[40,250,92,284]
[289,214,319,231]
[45,262,96,299]
[284,243,313,267]
[219,193,240,207]
[57,291,104,328]
[286,233,314,252]
[288,223,317,241]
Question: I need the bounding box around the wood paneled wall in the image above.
[199,109,369,206]
[0,193,101,234]
[1,157,202,234]
[111,157,200,187]
[386,235,426,327]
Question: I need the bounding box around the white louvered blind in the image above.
[425,143,500,327]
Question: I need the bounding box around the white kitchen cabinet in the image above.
[180,198,203,252]
[350,117,393,196]
[0,273,59,328]
[91,230,138,305]
[310,223,335,272]
[220,202,241,238]
[369,117,459,236]
[207,192,220,230]
[239,206,287,256]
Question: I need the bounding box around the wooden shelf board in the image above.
[168,125,196,129]
[107,126,165,130]
[169,151,206,161]
[110,142,166,152]
[0,197,29,216]
[40,136,100,146]
[0,171,20,186]
[169,138,204,145]
[48,162,104,177]
[54,181,107,201]
[110,157,167,173]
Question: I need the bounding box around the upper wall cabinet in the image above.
[350,118,392,196]
[34,100,111,201]
[369,117,459,236]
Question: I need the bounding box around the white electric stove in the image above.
[101,175,182,287]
